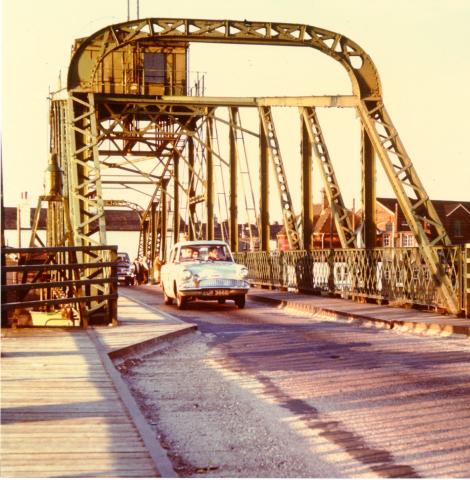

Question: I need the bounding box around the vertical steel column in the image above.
[66,93,107,247]
[150,201,157,272]
[229,107,238,252]
[259,115,270,252]
[188,127,195,241]
[361,126,376,248]
[301,118,313,251]
[142,220,149,257]
[300,106,356,248]
[160,187,167,260]
[87,94,107,246]
[258,106,300,250]
[173,150,180,244]
[206,115,214,240]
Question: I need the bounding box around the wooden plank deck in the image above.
[94,293,197,356]
[1,328,160,477]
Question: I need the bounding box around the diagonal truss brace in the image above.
[300,106,357,248]
[258,106,301,250]
[356,100,459,314]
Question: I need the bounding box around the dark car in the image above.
[117,252,135,286]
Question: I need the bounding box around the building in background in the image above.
[276,189,359,250]
[376,198,470,247]
[3,207,141,258]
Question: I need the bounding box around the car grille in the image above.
[199,279,245,288]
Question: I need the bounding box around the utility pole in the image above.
[127,0,139,20]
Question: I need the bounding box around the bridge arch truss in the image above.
[47,18,459,314]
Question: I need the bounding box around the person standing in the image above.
[133,257,142,285]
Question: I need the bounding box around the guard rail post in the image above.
[109,248,118,326]
[465,244,470,318]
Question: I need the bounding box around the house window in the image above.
[144,53,165,84]
[453,219,463,237]
[401,234,415,247]
[385,222,393,232]
[383,234,391,247]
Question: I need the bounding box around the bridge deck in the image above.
[1,329,159,477]
[0,295,195,478]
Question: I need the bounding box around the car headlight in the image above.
[239,267,249,278]
[180,269,193,281]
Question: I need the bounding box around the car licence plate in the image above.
[211,289,230,296]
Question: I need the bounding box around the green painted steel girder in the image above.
[67,18,381,100]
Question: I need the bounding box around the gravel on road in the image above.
[117,332,349,478]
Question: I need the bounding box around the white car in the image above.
[160,240,250,309]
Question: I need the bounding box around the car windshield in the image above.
[179,244,232,263]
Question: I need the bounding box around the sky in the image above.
[2,0,470,217]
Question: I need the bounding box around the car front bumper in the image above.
[178,287,249,298]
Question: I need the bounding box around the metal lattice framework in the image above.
[48,17,460,314]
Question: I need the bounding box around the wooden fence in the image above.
[1,245,118,328]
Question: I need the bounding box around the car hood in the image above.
[183,262,243,277]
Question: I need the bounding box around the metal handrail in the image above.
[234,245,464,314]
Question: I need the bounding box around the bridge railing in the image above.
[234,245,466,315]
[1,245,118,328]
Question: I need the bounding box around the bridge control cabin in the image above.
[69,36,188,95]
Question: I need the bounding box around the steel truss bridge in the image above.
[31,18,468,318]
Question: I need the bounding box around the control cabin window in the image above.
[144,53,165,84]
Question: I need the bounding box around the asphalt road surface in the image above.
[119,285,470,478]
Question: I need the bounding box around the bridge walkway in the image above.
[248,288,470,337]
[1,295,195,478]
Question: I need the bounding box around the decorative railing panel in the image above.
[234,246,463,313]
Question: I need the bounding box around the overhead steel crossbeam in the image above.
[96,100,198,158]
[300,106,356,248]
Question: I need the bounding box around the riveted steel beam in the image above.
[356,100,459,314]
[206,115,214,240]
[68,19,381,99]
[361,126,376,248]
[229,107,239,252]
[300,106,356,249]
[156,95,358,108]
[67,93,107,248]
[301,116,313,251]
[259,106,300,250]
[173,149,180,244]
[259,116,270,252]
[188,123,196,241]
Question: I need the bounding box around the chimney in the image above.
[19,191,31,229]
[320,188,328,211]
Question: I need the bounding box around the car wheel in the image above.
[163,284,173,305]
[235,295,245,309]
[218,298,226,304]
[176,290,187,310]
